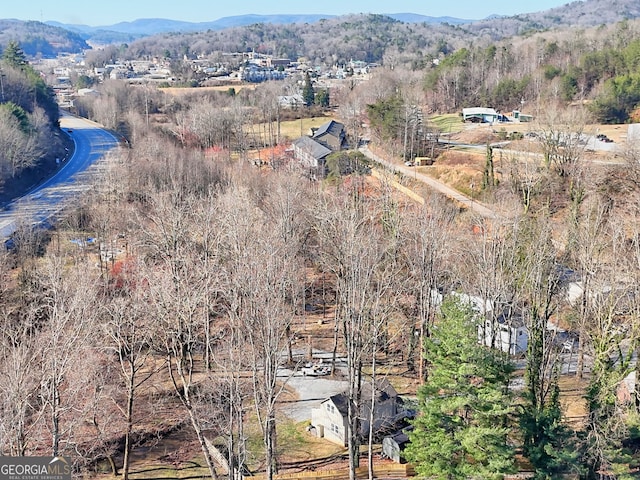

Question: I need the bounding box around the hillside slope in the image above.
[0,20,89,56]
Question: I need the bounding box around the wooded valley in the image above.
[3,2,640,479]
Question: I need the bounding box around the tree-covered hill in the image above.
[0,20,90,57]
[44,12,472,40]
[121,13,487,66]
[116,0,640,66]
[0,41,68,199]
[4,0,640,61]
[432,0,640,40]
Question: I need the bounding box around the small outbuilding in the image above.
[382,430,411,463]
[479,312,528,356]
[512,110,534,122]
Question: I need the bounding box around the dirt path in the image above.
[360,145,501,219]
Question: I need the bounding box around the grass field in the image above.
[253,116,334,143]
[430,114,465,134]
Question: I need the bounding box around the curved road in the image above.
[0,112,120,240]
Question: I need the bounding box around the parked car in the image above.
[301,362,330,376]
[597,134,614,143]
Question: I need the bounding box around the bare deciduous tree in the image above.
[0,323,39,456]
[219,183,300,480]
[313,191,391,480]
[400,196,456,379]
[0,251,42,456]
[141,190,221,480]
[535,102,590,179]
[35,255,97,457]
[101,263,157,480]
[0,107,41,179]
[579,214,638,477]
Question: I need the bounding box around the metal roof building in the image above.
[462,107,502,123]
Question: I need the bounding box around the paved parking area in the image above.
[278,351,348,422]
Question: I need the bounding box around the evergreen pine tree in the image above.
[302,71,315,107]
[316,88,330,108]
[1,40,58,123]
[2,41,27,68]
[520,373,581,479]
[514,215,582,479]
[406,296,516,480]
[482,144,496,190]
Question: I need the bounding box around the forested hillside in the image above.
[0,41,67,200]
[114,0,640,63]
[0,20,89,57]
[422,18,640,123]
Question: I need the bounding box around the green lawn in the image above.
[430,114,465,134]
[254,116,333,143]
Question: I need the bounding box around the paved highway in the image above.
[0,112,120,240]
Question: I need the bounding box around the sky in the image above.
[4,0,574,26]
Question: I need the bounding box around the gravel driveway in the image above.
[278,351,348,422]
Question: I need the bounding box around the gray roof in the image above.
[328,393,350,417]
[293,136,332,160]
[462,107,499,117]
[312,120,345,140]
[324,377,398,418]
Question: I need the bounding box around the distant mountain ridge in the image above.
[46,12,474,37]
[5,1,640,56]
[389,13,473,24]
[38,0,640,45]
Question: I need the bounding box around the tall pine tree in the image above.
[302,71,315,107]
[2,41,27,68]
[406,296,516,479]
[1,40,58,123]
[515,214,581,479]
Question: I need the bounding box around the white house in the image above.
[310,378,404,446]
[449,292,528,355]
[479,312,529,356]
[278,94,303,109]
